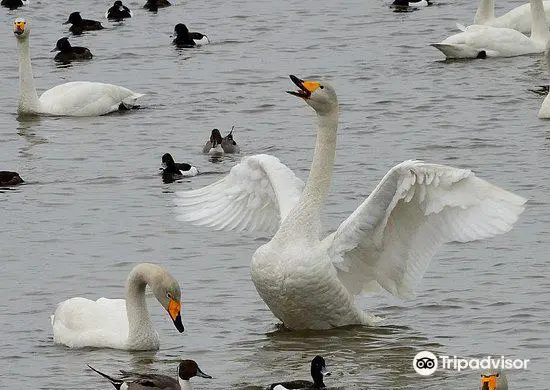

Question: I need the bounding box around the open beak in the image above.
[196,366,212,379]
[168,298,184,333]
[480,375,497,390]
[286,75,320,99]
[13,21,25,36]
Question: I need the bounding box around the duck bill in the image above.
[286,75,320,99]
[196,366,212,379]
[168,298,184,333]
[321,366,331,376]
[480,375,497,390]
[62,20,70,25]
[51,47,59,52]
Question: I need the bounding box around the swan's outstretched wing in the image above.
[175,154,304,234]
[39,81,143,116]
[325,160,526,298]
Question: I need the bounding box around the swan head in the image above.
[13,18,29,39]
[149,268,184,333]
[287,75,338,114]
[480,371,508,390]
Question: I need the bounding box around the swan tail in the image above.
[87,365,124,390]
[430,43,485,59]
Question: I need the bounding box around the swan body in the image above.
[175,75,525,330]
[51,263,184,350]
[474,0,550,33]
[88,360,211,390]
[14,18,143,116]
[432,0,550,59]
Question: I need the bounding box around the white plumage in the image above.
[473,0,550,33]
[13,18,143,116]
[175,76,526,330]
[432,0,550,59]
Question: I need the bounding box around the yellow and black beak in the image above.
[168,298,184,333]
[14,20,25,35]
[480,374,497,390]
[286,75,320,99]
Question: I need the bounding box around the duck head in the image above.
[174,23,189,37]
[63,12,82,25]
[210,128,223,144]
[51,37,71,52]
[178,360,212,381]
[311,356,330,387]
[162,153,177,170]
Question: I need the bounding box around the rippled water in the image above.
[1,0,548,388]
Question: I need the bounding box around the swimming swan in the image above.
[14,18,143,116]
[88,360,211,390]
[174,75,526,330]
[480,371,508,390]
[432,0,550,59]
[51,263,184,350]
[473,0,550,33]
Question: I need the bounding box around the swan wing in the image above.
[39,81,144,116]
[51,297,129,348]
[174,154,304,234]
[325,160,526,298]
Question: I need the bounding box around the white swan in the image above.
[473,0,550,33]
[13,18,143,116]
[51,263,184,350]
[432,0,550,59]
[174,75,526,330]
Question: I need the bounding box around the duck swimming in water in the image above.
[51,37,93,63]
[1,0,26,10]
[63,12,104,35]
[172,23,210,47]
[161,153,198,183]
[88,360,211,390]
[144,0,171,12]
[106,1,132,20]
[269,356,331,390]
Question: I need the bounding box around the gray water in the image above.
[0,0,548,388]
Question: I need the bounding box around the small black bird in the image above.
[63,12,104,35]
[161,153,198,183]
[0,171,24,186]
[51,37,93,63]
[106,1,132,21]
[172,23,209,48]
[1,0,26,10]
[143,0,171,12]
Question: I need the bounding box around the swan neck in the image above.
[17,36,40,114]
[474,0,494,24]
[530,0,550,44]
[288,109,338,239]
[125,266,156,343]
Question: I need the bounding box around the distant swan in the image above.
[473,0,550,33]
[174,75,526,330]
[432,0,550,59]
[14,18,143,116]
[51,263,184,350]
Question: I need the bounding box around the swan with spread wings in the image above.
[174,75,526,330]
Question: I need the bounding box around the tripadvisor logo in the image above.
[413,351,529,376]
